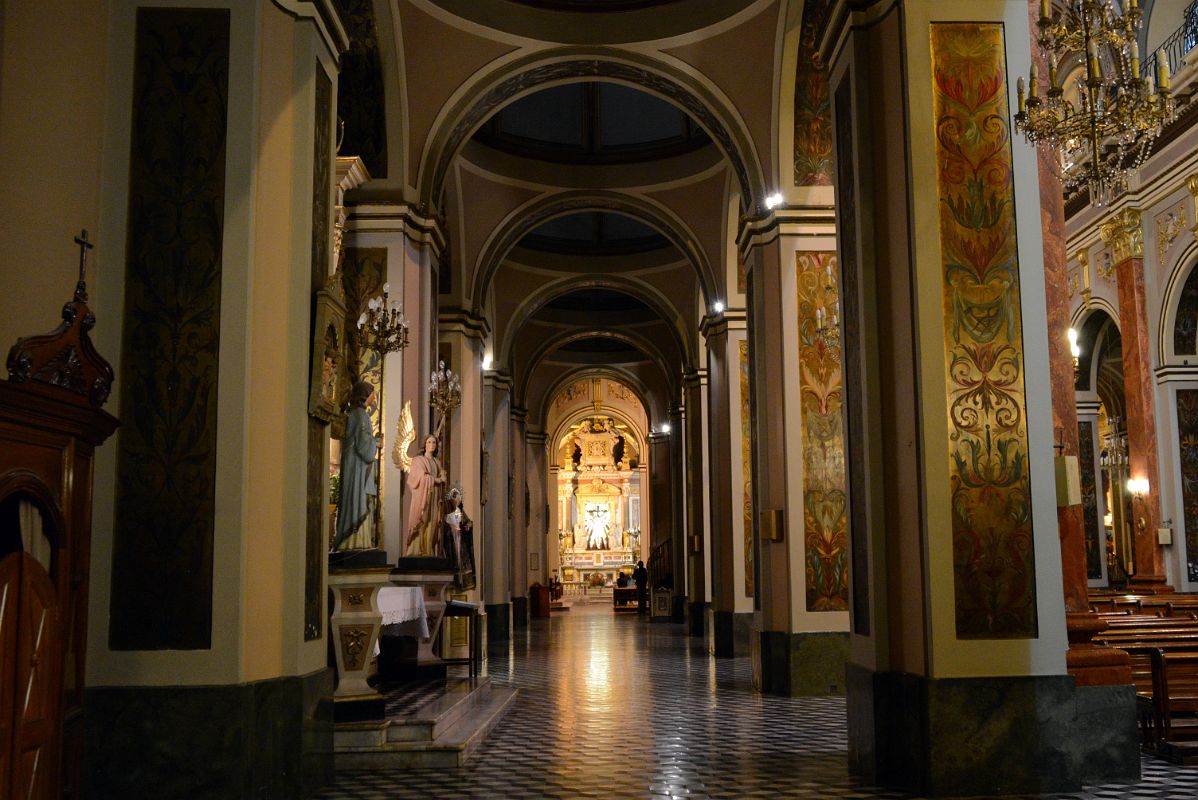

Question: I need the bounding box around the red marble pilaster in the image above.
[1119,271,1170,587]
[1028,1,1129,685]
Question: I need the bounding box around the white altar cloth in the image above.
[378,586,429,639]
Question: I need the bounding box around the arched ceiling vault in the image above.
[470,190,717,313]
[496,273,695,369]
[535,366,656,434]
[514,328,675,415]
[419,51,766,214]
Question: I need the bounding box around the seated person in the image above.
[616,572,629,587]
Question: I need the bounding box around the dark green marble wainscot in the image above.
[847,664,1140,796]
[758,630,847,696]
[486,602,512,644]
[687,601,709,637]
[511,595,529,628]
[713,610,753,657]
[110,7,229,651]
[85,668,334,799]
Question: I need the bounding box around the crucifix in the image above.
[74,229,94,302]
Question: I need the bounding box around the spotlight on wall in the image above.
[1127,477,1150,497]
[660,423,671,434]
[713,301,725,314]
[482,354,493,371]
[765,193,783,209]
[1127,477,1151,532]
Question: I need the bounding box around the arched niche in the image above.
[0,471,64,579]
[1162,244,1198,365]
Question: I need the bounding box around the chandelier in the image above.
[1015,0,1176,206]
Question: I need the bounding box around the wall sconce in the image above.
[482,353,493,371]
[1127,477,1150,531]
[1067,327,1080,383]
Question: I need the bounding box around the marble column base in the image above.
[713,610,753,657]
[486,602,511,644]
[687,601,709,637]
[758,630,848,696]
[512,596,529,628]
[85,668,334,799]
[847,664,1139,796]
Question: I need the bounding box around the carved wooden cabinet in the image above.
[1,255,117,799]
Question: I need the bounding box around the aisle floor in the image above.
[316,606,1198,799]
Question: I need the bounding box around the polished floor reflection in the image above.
[317,606,1198,799]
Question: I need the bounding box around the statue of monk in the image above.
[403,434,447,557]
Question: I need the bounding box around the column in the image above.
[827,2,1137,794]
[87,3,346,796]
[744,216,851,697]
[483,370,513,642]
[510,406,529,626]
[526,431,549,586]
[669,401,687,620]
[1100,208,1172,593]
[704,314,754,655]
[683,369,710,636]
[648,429,674,608]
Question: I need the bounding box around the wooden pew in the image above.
[1148,649,1198,747]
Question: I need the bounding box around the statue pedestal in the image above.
[328,567,393,722]
[391,566,455,667]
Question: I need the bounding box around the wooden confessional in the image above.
[0,233,117,799]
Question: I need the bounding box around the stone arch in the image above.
[498,271,695,370]
[1072,304,1121,394]
[538,366,656,438]
[1159,240,1198,364]
[515,328,676,411]
[418,49,766,214]
[472,192,718,316]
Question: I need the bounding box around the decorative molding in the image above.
[1155,201,1189,267]
[738,339,753,599]
[1189,172,1198,237]
[1099,207,1144,264]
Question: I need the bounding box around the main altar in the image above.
[555,417,643,585]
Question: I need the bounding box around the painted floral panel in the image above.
[931,23,1037,637]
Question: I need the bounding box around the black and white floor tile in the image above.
[316,607,1198,799]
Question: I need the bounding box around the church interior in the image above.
[11,0,1198,797]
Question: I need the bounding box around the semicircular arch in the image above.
[419,49,765,214]
[473,189,717,315]
[538,365,655,435]
[1158,240,1198,365]
[516,327,675,411]
[499,271,695,369]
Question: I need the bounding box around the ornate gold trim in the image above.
[1099,208,1143,264]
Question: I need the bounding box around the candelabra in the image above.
[356,283,409,535]
[1015,0,1176,207]
[813,260,841,354]
[428,361,460,440]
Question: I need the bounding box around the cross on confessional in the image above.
[74,229,94,302]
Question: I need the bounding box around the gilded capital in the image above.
[1099,208,1143,264]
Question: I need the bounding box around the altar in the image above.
[554,416,644,586]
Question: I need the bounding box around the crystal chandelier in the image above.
[1015,0,1176,207]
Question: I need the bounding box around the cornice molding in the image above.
[438,307,491,340]
[346,201,448,256]
[271,0,348,61]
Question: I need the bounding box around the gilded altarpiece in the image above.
[739,340,754,597]
[931,23,1037,637]
[1176,389,1198,582]
[796,252,849,610]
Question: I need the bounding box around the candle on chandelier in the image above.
[1130,41,1139,78]
[1040,0,1050,21]
[1157,48,1170,91]
[1048,53,1058,89]
[1086,39,1100,81]
[1017,76,1026,113]
[1029,60,1039,98]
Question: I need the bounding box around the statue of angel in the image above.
[393,400,447,557]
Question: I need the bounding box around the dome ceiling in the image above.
[472,81,710,165]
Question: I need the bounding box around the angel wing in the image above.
[393,400,415,473]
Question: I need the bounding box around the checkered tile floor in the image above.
[315,607,1198,799]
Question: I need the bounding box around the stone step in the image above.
[386,677,491,743]
[336,686,518,770]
